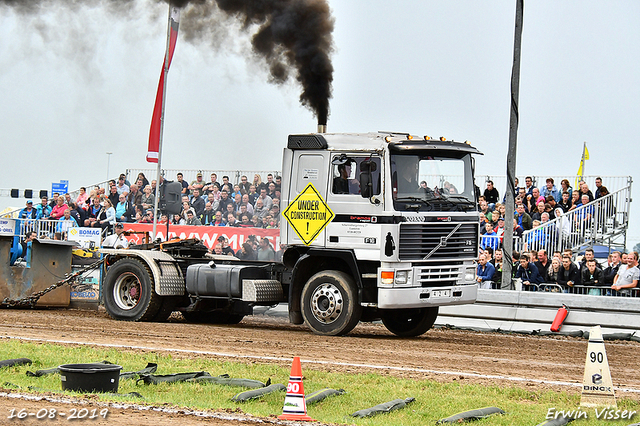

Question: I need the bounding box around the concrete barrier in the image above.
[437,288,640,335]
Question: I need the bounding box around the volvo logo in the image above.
[423,224,462,260]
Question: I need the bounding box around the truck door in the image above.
[285,152,330,247]
[325,154,383,259]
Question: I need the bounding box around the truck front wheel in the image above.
[301,271,362,336]
[103,258,161,321]
[381,307,439,337]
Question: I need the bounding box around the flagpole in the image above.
[152,3,173,241]
[580,141,586,182]
[501,0,524,289]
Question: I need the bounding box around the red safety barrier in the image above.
[121,223,279,251]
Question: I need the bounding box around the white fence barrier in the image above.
[437,287,640,335]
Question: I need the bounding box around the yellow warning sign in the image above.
[282,182,334,245]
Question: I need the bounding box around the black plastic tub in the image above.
[59,363,122,393]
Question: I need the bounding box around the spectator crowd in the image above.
[478,176,614,253]
[14,171,635,295]
[476,246,638,296]
[17,171,284,240]
[475,176,635,296]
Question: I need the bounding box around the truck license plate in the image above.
[431,289,451,298]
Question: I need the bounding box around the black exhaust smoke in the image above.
[3,0,335,125]
[180,0,335,126]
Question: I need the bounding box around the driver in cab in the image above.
[332,156,360,194]
[394,156,431,196]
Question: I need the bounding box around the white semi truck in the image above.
[101,131,482,336]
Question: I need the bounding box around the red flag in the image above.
[147,6,180,163]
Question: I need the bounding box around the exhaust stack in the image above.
[317,124,327,133]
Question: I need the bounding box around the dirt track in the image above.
[0,308,639,425]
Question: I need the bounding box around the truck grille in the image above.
[399,222,478,260]
[416,265,461,287]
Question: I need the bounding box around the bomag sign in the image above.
[283,182,334,245]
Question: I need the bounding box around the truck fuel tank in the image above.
[185,263,283,302]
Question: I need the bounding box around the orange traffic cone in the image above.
[278,356,315,421]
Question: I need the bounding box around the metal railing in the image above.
[514,186,630,255]
[126,169,281,188]
[478,175,632,202]
[12,218,108,242]
[16,218,75,240]
[568,285,640,297]
[66,169,281,201]
[0,207,22,219]
[519,282,639,297]
[483,279,639,297]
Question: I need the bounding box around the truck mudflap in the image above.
[101,249,184,296]
[377,285,477,309]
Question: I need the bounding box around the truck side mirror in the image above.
[359,160,376,198]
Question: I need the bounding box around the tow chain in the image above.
[1,258,106,308]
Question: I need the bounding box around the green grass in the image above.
[0,339,638,425]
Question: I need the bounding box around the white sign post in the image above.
[580,325,616,408]
[0,219,16,236]
[67,227,102,249]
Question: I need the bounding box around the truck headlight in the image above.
[464,268,476,282]
[394,270,409,285]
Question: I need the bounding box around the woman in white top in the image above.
[100,199,117,231]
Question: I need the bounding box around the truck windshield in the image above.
[390,152,476,212]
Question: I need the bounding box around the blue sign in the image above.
[51,180,69,195]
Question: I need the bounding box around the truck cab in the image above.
[280,132,481,336]
[100,131,481,338]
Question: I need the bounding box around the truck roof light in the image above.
[406,135,413,140]
[385,136,393,142]
[424,135,431,141]
[440,136,446,141]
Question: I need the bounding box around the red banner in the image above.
[122,223,280,251]
[147,6,181,163]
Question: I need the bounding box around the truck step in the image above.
[242,280,285,303]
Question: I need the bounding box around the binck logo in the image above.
[584,385,612,392]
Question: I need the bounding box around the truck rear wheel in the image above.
[381,307,439,337]
[103,258,161,321]
[301,271,362,336]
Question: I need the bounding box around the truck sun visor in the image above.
[287,134,328,150]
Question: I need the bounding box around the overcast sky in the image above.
[1,0,639,244]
